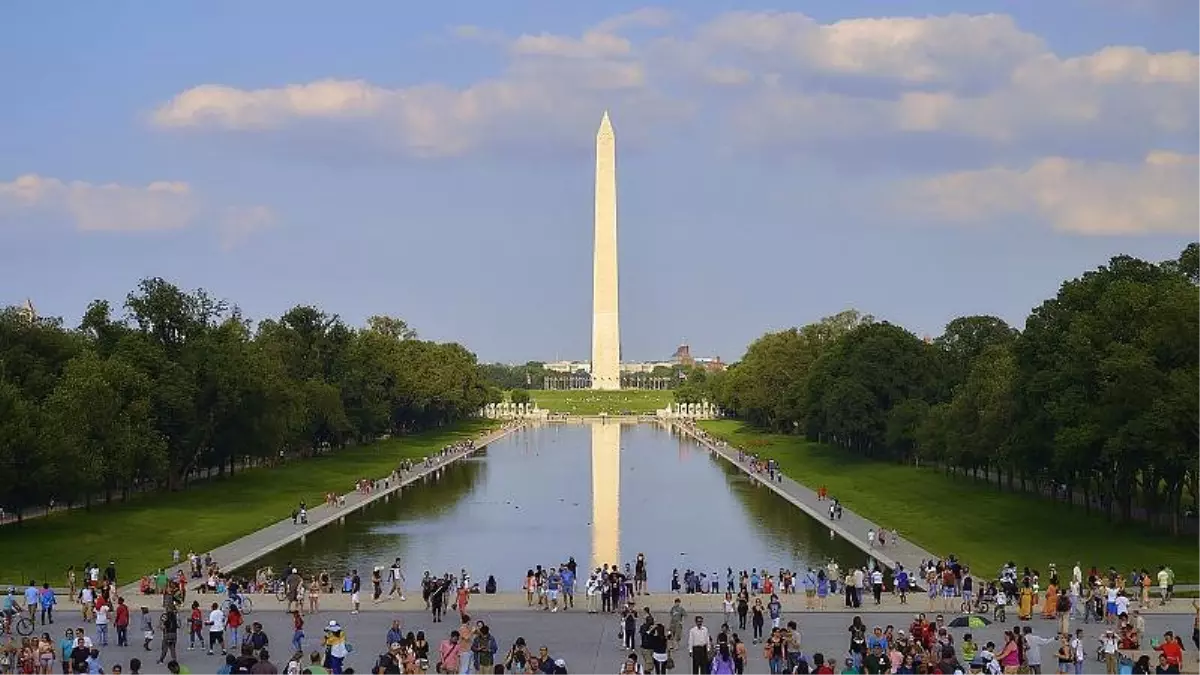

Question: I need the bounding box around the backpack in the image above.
[1056,595,1070,612]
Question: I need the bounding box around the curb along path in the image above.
[672,421,935,576]
[120,423,524,597]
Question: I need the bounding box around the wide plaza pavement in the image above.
[58,592,1197,673]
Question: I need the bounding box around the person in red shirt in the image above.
[114,597,131,647]
[188,601,204,650]
[1154,631,1183,668]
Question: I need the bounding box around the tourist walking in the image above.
[205,602,226,656]
[158,608,180,665]
[750,599,764,644]
[323,621,349,674]
[669,599,686,650]
[649,624,670,674]
[687,616,711,675]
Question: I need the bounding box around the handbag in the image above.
[664,656,675,670]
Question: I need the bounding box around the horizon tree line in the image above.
[0,278,498,521]
[696,244,1198,534]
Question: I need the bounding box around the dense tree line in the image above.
[705,245,1199,533]
[0,278,497,519]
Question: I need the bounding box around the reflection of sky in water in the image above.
[248,422,866,589]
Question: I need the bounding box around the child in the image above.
[840,653,859,675]
[979,641,1000,675]
[188,602,203,650]
[141,607,154,651]
[961,633,978,664]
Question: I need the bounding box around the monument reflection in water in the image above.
[245,421,866,588]
[591,420,620,571]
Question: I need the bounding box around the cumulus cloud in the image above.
[150,10,684,158]
[0,174,275,247]
[0,174,197,232]
[910,151,1199,235]
[150,9,1197,162]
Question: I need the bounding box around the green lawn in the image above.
[521,389,673,415]
[0,421,496,586]
[699,420,1198,581]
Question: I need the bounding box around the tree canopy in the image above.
[0,278,497,519]
[705,245,1199,533]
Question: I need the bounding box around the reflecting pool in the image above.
[246,421,869,589]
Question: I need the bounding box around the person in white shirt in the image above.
[1071,630,1085,674]
[79,587,94,622]
[1099,630,1118,673]
[1020,627,1052,673]
[585,574,599,614]
[94,604,110,647]
[1115,593,1129,618]
[205,603,226,656]
[687,616,711,674]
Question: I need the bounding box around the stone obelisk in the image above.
[591,111,621,390]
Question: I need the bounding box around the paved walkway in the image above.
[119,424,524,597]
[44,602,1199,674]
[672,422,935,575]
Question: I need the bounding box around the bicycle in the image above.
[1,613,33,637]
[222,595,254,616]
[960,598,991,615]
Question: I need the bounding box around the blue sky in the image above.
[1,0,1196,363]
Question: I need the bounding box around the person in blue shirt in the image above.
[895,567,910,605]
[561,568,575,610]
[2,588,23,621]
[547,570,562,612]
[24,582,39,623]
[58,630,75,673]
[768,594,782,629]
[39,583,56,625]
[86,648,103,674]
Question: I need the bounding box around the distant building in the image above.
[671,342,726,372]
[543,342,725,375]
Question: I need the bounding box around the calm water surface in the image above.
[248,422,869,589]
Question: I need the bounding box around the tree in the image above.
[803,322,939,459]
[0,277,494,514]
[510,389,531,405]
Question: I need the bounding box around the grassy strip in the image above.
[0,421,496,586]
[523,389,673,415]
[698,420,1198,582]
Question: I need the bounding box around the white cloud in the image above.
[690,12,1046,86]
[0,174,196,232]
[911,152,1199,235]
[150,11,684,158]
[0,174,275,246]
[147,8,1198,227]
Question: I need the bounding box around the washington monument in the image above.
[591,111,621,390]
